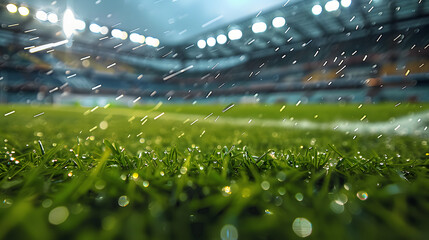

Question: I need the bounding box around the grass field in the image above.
[0,103,429,239]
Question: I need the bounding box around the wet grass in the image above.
[0,103,428,239]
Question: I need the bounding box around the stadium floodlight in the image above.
[207,37,216,47]
[341,0,352,7]
[6,4,17,13]
[228,29,242,40]
[216,34,227,44]
[63,9,75,38]
[74,19,86,31]
[18,6,30,16]
[36,10,48,21]
[252,22,267,33]
[197,39,206,49]
[100,26,108,35]
[272,16,286,28]
[48,13,58,23]
[130,33,145,44]
[325,0,340,12]
[111,29,122,38]
[89,23,101,33]
[146,37,160,47]
[152,38,160,47]
[312,4,323,15]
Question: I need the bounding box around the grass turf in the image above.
[0,103,428,239]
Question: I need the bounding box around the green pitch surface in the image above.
[0,103,429,239]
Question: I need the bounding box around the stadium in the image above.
[0,0,428,239]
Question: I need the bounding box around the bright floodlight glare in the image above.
[74,19,86,31]
[216,34,227,44]
[197,39,206,49]
[146,37,160,47]
[36,10,48,21]
[272,16,286,28]
[130,33,145,44]
[252,22,267,33]
[100,26,108,35]
[120,31,128,40]
[48,13,58,23]
[341,0,352,7]
[151,38,160,47]
[89,23,101,33]
[63,9,75,38]
[6,4,17,13]
[228,29,242,40]
[111,29,123,39]
[18,6,29,16]
[207,37,216,47]
[325,0,340,12]
[312,5,323,15]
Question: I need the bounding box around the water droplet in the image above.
[99,121,108,130]
[260,181,270,190]
[356,191,368,201]
[143,181,149,188]
[330,201,345,214]
[118,195,130,207]
[222,186,232,196]
[292,218,312,238]
[220,224,238,240]
[295,193,304,201]
[180,166,188,174]
[42,199,53,208]
[48,206,69,225]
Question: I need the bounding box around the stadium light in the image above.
[312,5,323,15]
[197,39,206,49]
[100,26,108,35]
[130,33,145,44]
[341,0,352,8]
[48,13,58,23]
[325,0,340,12]
[89,23,101,33]
[207,37,216,47]
[36,10,48,21]
[228,29,242,40]
[146,37,160,47]
[112,29,122,38]
[74,19,86,31]
[63,9,75,38]
[252,22,267,33]
[18,6,29,16]
[216,34,227,45]
[272,16,286,28]
[6,4,17,13]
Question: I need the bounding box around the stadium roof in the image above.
[20,0,287,45]
[0,0,428,63]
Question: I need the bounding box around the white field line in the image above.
[154,110,429,138]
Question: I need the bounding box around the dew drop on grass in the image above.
[330,201,345,214]
[42,199,53,208]
[180,166,188,174]
[48,206,69,225]
[292,218,312,238]
[295,193,304,201]
[99,121,108,130]
[143,181,149,188]
[0,198,13,208]
[264,209,273,215]
[222,186,232,196]
[118,195,130,207]
[356,191,368,201]
[220,224,238,240]
[260,181,270,190]
[276,171,286,182]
